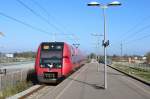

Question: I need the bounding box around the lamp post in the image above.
[87,1,121,89]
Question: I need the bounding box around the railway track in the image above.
[7,83,58,99]
[17,64,87,99]
[23,85,55,99]
[18,80,66,99]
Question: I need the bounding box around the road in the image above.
[0,61,34,73]
[26,62,150,99]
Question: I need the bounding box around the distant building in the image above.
[128,57,132,63]
[5,53,14,58]
[142,57,147,60]
[134,57,138,60]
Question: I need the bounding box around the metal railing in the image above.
[0,69,32,91]
[113,62,150,71]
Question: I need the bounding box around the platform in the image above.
[28,62,150,99]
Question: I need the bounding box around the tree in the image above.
[88,53,96,59]
[112,54,118,58]
[14,51,36,58]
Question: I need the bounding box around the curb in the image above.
[108,65,150,86]
[7,85,45,99]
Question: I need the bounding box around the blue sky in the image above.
[0,0,150,56]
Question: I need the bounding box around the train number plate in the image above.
[44,72,56,79]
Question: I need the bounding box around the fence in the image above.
[0,69,33,91]
[113,62,150,71]
[0,61,34,67]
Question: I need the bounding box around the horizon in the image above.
[0,0,150,56]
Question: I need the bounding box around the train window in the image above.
[41,51,62,59]
[40,50,63,68]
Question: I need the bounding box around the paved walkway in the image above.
[31,62,150,99]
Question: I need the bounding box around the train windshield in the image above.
[40,43,63,68]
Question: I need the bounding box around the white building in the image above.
[5,53,14,58]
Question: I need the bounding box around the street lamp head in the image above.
[107,1,121,6]
[87,1,100,6]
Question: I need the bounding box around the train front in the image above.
[35,42,63,83]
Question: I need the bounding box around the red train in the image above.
[35,42,85,83]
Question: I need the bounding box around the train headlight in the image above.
[47,64,53,68]
[58,65,61,68]
[40,64,44,68]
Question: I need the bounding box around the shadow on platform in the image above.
[68,78,104,90]
[98,70,125,76]
[107,72,125,76]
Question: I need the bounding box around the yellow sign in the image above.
[43,45,49,49]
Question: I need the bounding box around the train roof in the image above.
[40,42,71,46]
[41,42,64,44]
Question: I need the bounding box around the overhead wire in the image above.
[123,24,150,43]
[111,15,150,52]
[30,0,79,43]
[120,15,150,41]
[30,0,50,19]
[107,13,150,55]
[0,12,51,35]
[16,0,69,35]
[125,33,150,44]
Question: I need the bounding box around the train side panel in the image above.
[71,47,85,70]
[62,43,73,76]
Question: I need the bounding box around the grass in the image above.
[0,81,33,99]
[112,63,150,82]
